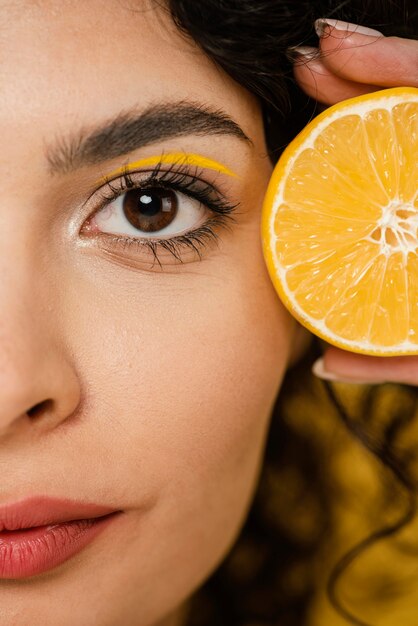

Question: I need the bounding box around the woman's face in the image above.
[0,1,307,624]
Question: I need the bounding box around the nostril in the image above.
[27,399,53,419]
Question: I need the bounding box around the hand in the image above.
[291,18,418,104]
[289,18,418,385]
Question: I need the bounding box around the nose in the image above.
[0,322,81,440]
[0,349,81,440]
[0,188,82,442]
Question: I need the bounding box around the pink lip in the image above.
[0,496,122,579]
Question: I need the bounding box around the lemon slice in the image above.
[262,87,418,356]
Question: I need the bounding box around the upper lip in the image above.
[0,496,119,531]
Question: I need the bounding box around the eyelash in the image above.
[89,160,239,267]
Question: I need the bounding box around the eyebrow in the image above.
[46,101,252,175]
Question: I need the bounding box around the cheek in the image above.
[56,238,295,619]
[67,244,294,494]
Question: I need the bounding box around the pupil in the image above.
[138,193,160,216]
[123,188,178,233]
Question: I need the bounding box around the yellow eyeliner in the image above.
[96,152,238,184]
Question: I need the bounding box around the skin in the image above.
[0,1,305,625]
[0,3,416,625]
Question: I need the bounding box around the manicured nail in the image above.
[314,18,384,38]
[311,358,386,385]
[286,45,318,62]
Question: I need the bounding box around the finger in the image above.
[316,22,418,87]
[312,347,418,385]
[292,48,381,105]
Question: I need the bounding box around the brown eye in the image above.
[122,188,178,233]
[92,180,207,241]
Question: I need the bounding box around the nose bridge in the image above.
[0,304,45,418]
[0,232,51,363]
[0,249,81,437]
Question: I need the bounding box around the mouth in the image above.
[0,496,122,579]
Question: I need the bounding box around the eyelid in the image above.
[95,152,239,185]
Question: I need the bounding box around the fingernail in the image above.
[314,18,384,38]
[311,358,386,385]
[286,45,318,62]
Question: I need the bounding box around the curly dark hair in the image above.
[160,1,418,625]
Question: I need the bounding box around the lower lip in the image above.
[0,512,120,579]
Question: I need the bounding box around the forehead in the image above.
[0,0,257,145]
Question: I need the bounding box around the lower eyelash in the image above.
[101,213,236,268]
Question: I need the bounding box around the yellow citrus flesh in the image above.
[262,87,418,356]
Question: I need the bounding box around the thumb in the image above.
[312,346,418,386]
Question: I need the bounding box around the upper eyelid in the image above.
[88,163,225,206]
[94,153,239,185]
